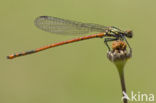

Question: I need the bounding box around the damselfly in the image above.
[7,16,133,59]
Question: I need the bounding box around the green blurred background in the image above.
[0,0,156,103]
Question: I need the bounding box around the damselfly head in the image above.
[124,30,133,38]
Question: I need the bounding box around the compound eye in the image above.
[125,30,133,38]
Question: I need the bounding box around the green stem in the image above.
[115,60,128,103]
[118,68,127,103]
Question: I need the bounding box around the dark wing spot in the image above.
[39,16,48,18]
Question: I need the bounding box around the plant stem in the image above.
[107,40,132,103]
[118,68,127,103]
[115,60,128,103]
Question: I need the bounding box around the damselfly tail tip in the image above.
[7,55,14,59]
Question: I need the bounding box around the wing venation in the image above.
[34,16,107,35]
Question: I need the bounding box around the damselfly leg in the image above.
[121,35,132,51]
[104,38,118,51]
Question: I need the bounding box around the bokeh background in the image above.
[1,0,156,103]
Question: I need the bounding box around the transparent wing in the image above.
[34,16,108,35]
